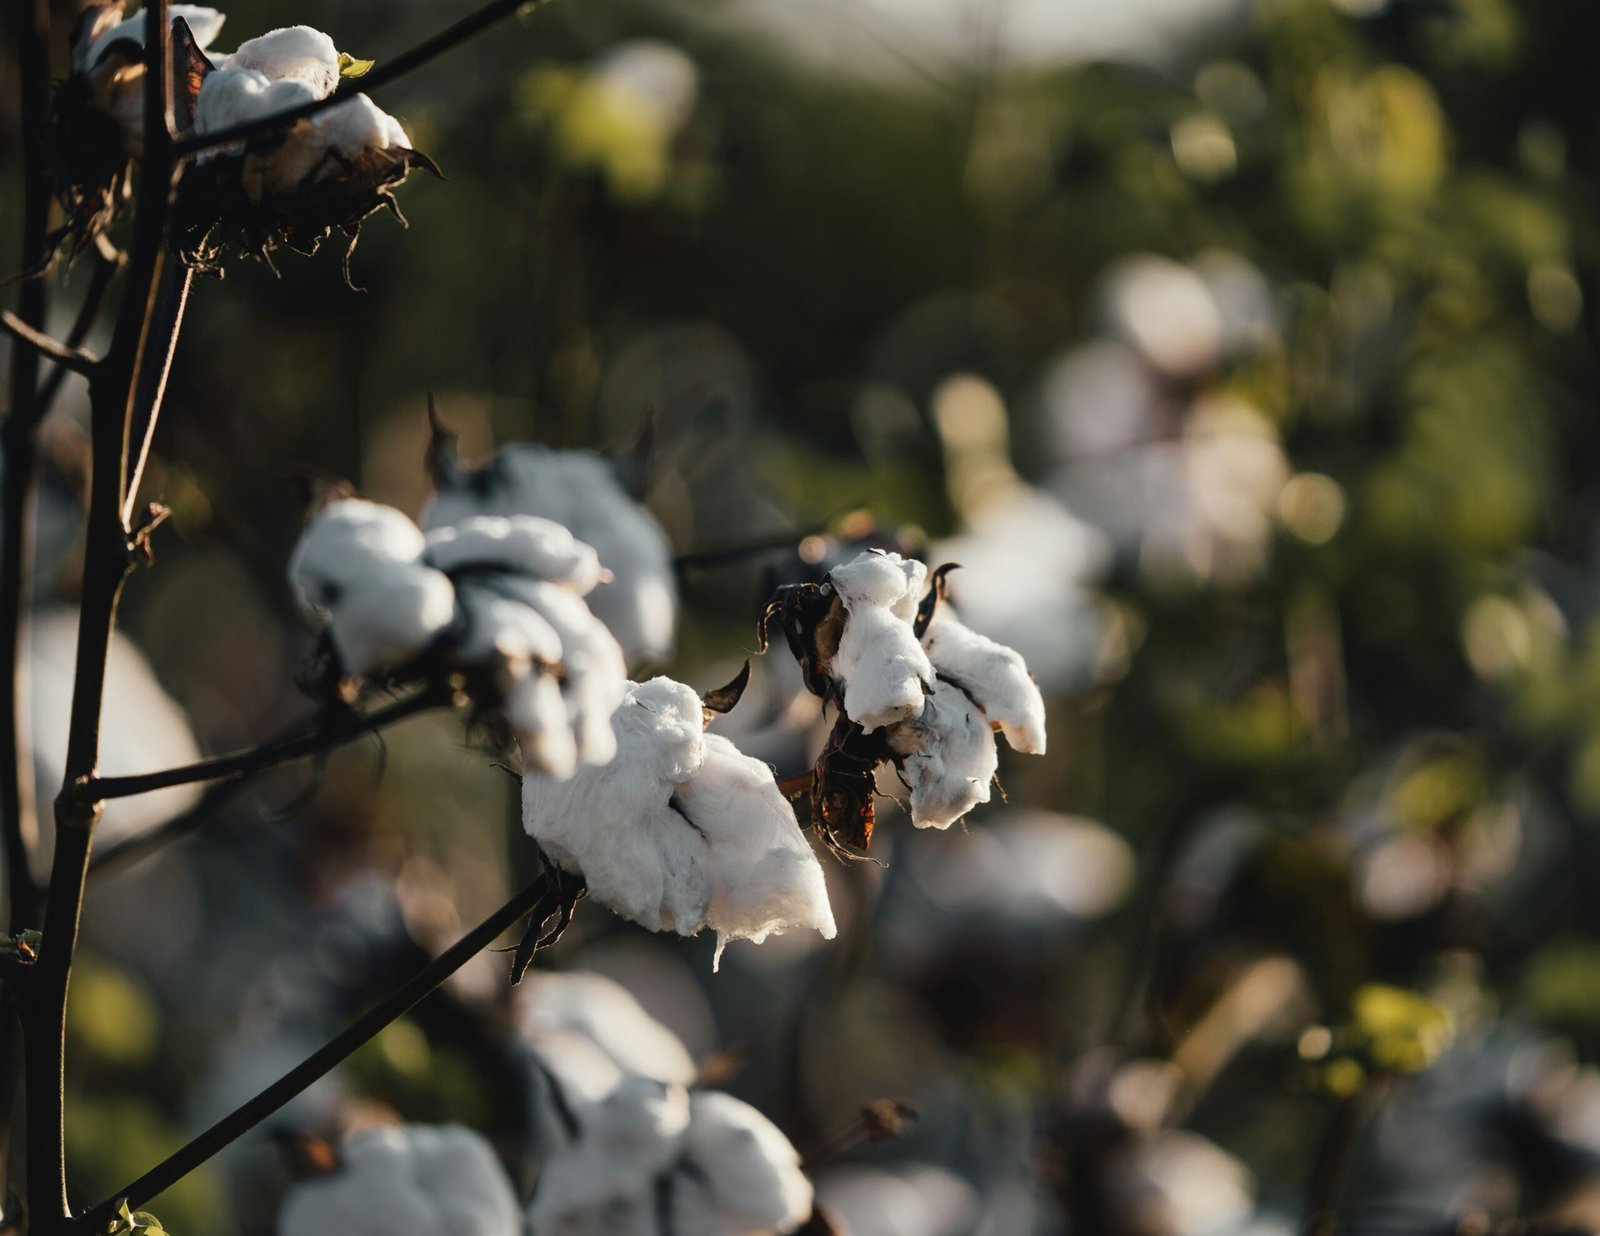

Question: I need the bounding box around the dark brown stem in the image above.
[0,313,98,375]
[83,684,451,804]
[173,0,556,158]
[1,0,55,1206]
[1305,1081,1379,1236]
[34,245,127,419]
[22,6,181,1229]
[72,870,561,1233]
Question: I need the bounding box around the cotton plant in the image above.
[287,494,626,777]
[521,674,837,969]
[276,1124,522,1236]
[762,550,1048,853]
[425,430,679,670]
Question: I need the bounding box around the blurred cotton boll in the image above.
[277,1124,521,1236]
[930,372,1113,693]
[424,443,678,671]
[29,607,202,878]
[1100,254,1226,379]
[814,1164,980,1236]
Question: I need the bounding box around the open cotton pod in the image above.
[522,675,836,968]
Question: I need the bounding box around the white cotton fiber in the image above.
[526,1077,690,1232]
[423,445,679,669]
[424,515,605,596]
[523,677,836,964]
[827,551,932,731]
[674,734,837,968]
[677,1090,814,1233]
[887,678,998,830]
[921,604,1047,754]
[277,1124,521,1236]
[227,25,340,98]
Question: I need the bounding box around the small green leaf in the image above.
[337,53,375,78]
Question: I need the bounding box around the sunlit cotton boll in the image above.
[222,25,340,97]
[920,599,1047,754]
[28,608,202,879]
[522,677,837,968]
[288,499,456,678]
[424,444,678,670]
[815,1164,980,1236]
[277,1124,521,1236]
[886,677,998,830]
[826,551,932,731]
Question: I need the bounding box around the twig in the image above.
[71,870,562,1232]
[173,0,558,159]
[34,244,127,419]
[0,313,97,377]
[82,684,452,803]
[123,262,192,523]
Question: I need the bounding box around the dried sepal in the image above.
[809,715,887,860]
[700,660,751,723]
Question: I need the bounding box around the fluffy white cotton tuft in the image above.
[277,1124,521,1236]
[423,445,678,670]
[424,515,605,595]
[827,551,932,731]
[677,1091,814,1233]
[526,1077,691,1232]
[314,93,410,159]
[921,604,1047,754]
[676,734,837,967]
[288,499,454,677]
[887,678,998,830]
[523,677,835,966]
[226,25,340,98]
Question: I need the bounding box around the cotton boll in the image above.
[920,604,1047,754]
[527,1077,691,1232]
[524,678,836,959]
[525,680,711,934]
[678,1091,813,1233]
[887,679,998,829]
[493,577,627,766]
[228,25,341,99]
[277,1124,521,1236]
[195,69,318,171]
[674,735,837,968]
[516,971,697,1088]
[827,552,933,731]
[1100,254,1224,379]
[424,516,605,595]
[322,564,456,678]
[312,93,411,164]
[28,609,202,878]
[423,446,678,669]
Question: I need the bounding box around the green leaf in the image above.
[337,53,375,78]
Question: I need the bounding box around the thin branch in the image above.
[0,313,98,377]
[72,870,564,1232]
[34,244,127,420]
[173,0,557,159]
[84,684,452,803]
[122,262,191,524]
